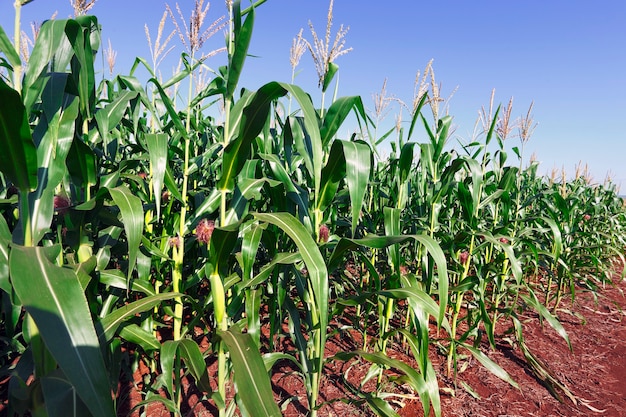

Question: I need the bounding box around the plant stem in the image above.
[19,190,32,247]
[210,272,228,416]
[172,53,197,341]
[447,234,475,376]
[13,0,23,93]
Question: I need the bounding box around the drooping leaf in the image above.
[41,369,92,417]
[10,244,115,417]
[108,186,144,283]
[334,350,436,417]
[160,339,211,398]
[95,90,139,146]
[321,61,339,93]
[97,292,180,342]
[0,79,37,192]
[22,19,69,113]
[279,84,323,199]
[460,343,519,389]
[0,25,21,70]
[173,338,212,393]
[328,233,449,326]
[317,140,347,214]
[218,328,282,416]
[145,133,169,218]
[30,94,79,244]
[252,212,328,389]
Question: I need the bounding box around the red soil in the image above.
[114,274,626,417]
[4,275,623,416]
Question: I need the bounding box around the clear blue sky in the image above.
[2,0,625,187]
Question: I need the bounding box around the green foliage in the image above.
[0,3,625,417]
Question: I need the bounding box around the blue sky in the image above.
[2,0,625,187]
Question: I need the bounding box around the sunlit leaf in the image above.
[108,185,143,283]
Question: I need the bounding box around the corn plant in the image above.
[1,2,626,417]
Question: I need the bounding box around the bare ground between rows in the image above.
[111,271,626,417]
[1,275,622,417]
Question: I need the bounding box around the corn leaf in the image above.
[97,292,180,342]
[334,350,434,417]
[10,244,115,417]
[22,19,69,113]
[226,1,254,100]
[108,185,143,283]
[218,328,282,416]
[0,79,37,192]
[30,93,79,244]
[320,96,367,147]
[460,343,519,389]
[145,133,168,218]
[65,17,99,119]
[219,82,287,192]
[118,323,160,352]
[0,26,20,70]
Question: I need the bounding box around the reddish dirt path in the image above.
[399,277,626,417]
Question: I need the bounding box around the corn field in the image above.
[0,2,625,416]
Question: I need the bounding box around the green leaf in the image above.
[95,90,139,146]
[328,233,449,326]
[334,350,436,417]
[108,186,144,283]
[98,269,156,295]
[384,207,402,272]
[480,232,522,284]
[173,338,211,393]
[219,82,288,192]
[10,244,115,417]
[0,79,37,192]
[208,224,240,276]
[218,328,281,416]
[239,252,302,290]
[0,227,10,296]
[22,19,69,113]
[97,292,180,342]
[241,222,265,281]
[145,133,169,218]
[41,370,92,417]
[30,93,79,244]
[226,1,255,100]
[320,96,367,147]
[148,78,189,141]
[65,17,100,119]
[390,328,440,415]
[0,25,21,70]
[279,84,323,198]
[252,212,328,390]
[322,61,338,93]
[118,323,160,351]
[160,339,211,397]
[67,137,97,195]
[521,291,571,350]
[460,343,519,389]
[317,140,347,214]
